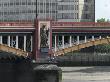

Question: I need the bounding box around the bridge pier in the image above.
[55,35,57,52]
[0,36,2,44]
[8,36,10,47]
[92,36,95,41]
[99,36,102,39]
[16,36,18,49]
[24,35,26,51]
[84,36,87,43]
[62,35,65,48]
[33,20,53,61]
[69,36,72,47]
[77,36,79,45]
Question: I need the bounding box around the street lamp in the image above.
[36,0,38,19]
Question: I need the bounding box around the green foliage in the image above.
[97,18,109,22]
[97,18,106,22]
[95,44,110,53]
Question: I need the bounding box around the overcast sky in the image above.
[95,0,110,20]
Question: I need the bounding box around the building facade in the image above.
[57,0,95,22]
[0,0,36,22]
[78,0,95,22]
[37,0,57,21]
[0,0,95,22]
[57,0,79,22]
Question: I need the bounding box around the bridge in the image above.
[0,21,33,57]
[0,20,110,60]
[53,37,110,56]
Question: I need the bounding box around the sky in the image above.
[95,0,110,20]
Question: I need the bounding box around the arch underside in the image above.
[54,37,110,56]
[0,44,28,57]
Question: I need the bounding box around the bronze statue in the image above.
[40,25,49,47]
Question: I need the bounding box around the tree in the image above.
[97,18,109,22]
[97,18,106,22]
[95,44,110,53]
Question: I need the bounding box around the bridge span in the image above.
[0,20,110,60]
[53,36,110,56]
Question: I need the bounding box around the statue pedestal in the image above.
[34,20,52,61]
[40,47,49,53]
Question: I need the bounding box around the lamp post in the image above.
[36,0,38,19]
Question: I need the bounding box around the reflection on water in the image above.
[56,52,110,66]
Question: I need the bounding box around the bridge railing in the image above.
[52,22,110,27]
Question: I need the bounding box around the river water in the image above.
[61,66,110,82]
[56,52,110,66]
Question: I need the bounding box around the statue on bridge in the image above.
[40,24,49,48]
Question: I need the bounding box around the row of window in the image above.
[37,0,56,3]
[0,12,90,19]
[0,14,91,21]
[57,13,79,19]
[0,15,35,18]
[0,19,34,22]
[58,0,78,2]
[37,3,56,6]
[37,10,57,13]
[0,2,36,7]
[58,5,78,10]
[0,10,36,15]
[38,14,57,19]
[38,6,57,10]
